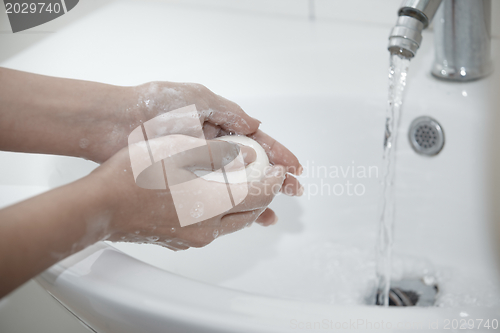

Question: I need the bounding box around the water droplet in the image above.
[135,230,140,234]
[146,236,159,242]
[212,230,219,239]
[190,201,204,218]
[170,228,176,233]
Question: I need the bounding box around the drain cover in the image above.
[409,116,445,156]
[374,278,439,307]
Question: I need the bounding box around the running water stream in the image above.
[376,53,411,306]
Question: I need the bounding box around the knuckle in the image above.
[192,83,210,94]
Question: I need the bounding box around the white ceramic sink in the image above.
[1,1,500,332]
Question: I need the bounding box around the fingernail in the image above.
[284,185,295,196]
[252,117,262,124]
[270,215,279,225]
[296,165,304,176]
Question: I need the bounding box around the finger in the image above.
[220,208,264,233]
[255,208,278,226]
[218,129,230,137]
[228,165,286,213]
[280,174,304,196]
[206,94,261,135]
[249,130,302,176]
[203,122,221,139]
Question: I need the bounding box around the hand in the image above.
[93,81,304,197]
[92,135,287,251]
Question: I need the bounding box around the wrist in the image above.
[79,169,118,241]
[0,68,140,162]
[76,84,137,163]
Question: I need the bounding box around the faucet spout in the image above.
[432,0,492,81]
[388,0,442,59]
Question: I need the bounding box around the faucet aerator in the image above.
[388,16,425,59]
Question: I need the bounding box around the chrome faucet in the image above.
[388,0,492,81]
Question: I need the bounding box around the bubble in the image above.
[135,231,140,234]
[190,201,204,218]
[170,228,176,233]
[79,138,90,149]
[146,236,159,242]
[423,274,436,285]
[120,236,126,240]
[212,230,219,239]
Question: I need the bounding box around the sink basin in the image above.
[1,0,499,332]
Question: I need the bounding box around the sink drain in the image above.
[409,116,445,156]
[372,278,439,307]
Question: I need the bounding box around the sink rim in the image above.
[37,241,500,333]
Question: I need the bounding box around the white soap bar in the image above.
[194,135,269,183]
